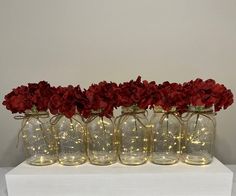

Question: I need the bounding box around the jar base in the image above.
[27,155,56,166]
[58,154,86,166]
[119,153,148,165]
[88,152,117,166]
[182,154,212,165]
[151,153,179,165]
[89,160,116,166]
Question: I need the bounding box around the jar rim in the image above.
[25,110,49,115]
[153,106,177,113]
[121,105,145,113]
[188,105,214,112]
[91,109,102,114]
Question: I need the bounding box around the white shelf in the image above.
[5,158,233,196]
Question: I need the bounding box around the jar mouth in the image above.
[153,106,177,113]
[24,111,49,119]
[188,105,213,112]
[121,105,145,113]
[91,109,102,115]
[25,110,49,115]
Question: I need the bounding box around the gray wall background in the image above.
[0,0,236,167]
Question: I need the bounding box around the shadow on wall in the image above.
[214,108,235,165]
[2,133,25,167]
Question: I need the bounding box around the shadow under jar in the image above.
[182,106,216,165]
[150,107,181,165]
[53,114,87,166]
[21,111,57,166]
[86,111,117,165]
[117,106,149,165]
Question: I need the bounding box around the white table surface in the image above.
[1,165,236,196]
[0,168,11,196]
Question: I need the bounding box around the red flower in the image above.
[28,81,56,111]
[183,78,234,111]
[2,81,55,114]
[49,86,74,118]
[152,81,188,113]
[48,85,88,118]
[83,81,118,118]
[117,76,158,110]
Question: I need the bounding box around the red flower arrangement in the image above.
[183,78,234,112]
[117,76,157,110]
[2,78,234,117]
[2,81,55,113]
[48,85,87,119]
[83,81,119,118]
[152,81,188,113]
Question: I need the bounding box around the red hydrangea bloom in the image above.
[183,78,234,112]
[48,85,87,119]
[3,78,233,116]
[117,76,158,110]
[2,81,55,113]
[28,81,56,111]
[152,81,188,113]
[83,81,118,118]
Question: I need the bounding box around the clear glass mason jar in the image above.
[117,106,149,165]
[86,111,117,165]
[150,107,181,165]
[182,106,216,165]
[20,111,57,166]
[53,114,87,166]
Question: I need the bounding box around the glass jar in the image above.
[53,114,87,166]
[86,111,117,165]
[20,111,57,166]
[150,107,181,165]
[182,106,216,165]
[117,106,149,165]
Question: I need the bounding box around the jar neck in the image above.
[25,110,49,117]
[91,109,102,115]
[66,114,81,119]
[121,105,145,114]
[153,106,177,113]
[89,110,113,120]
[188,106,214,112]
[51,114,83,125]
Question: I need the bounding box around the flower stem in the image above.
[194,114,200,133]
[134,117,138,132]
[101,117,106,132]
[69,118,75,138]
[166,114,169,135]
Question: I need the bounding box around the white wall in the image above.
[0,0,236,166]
